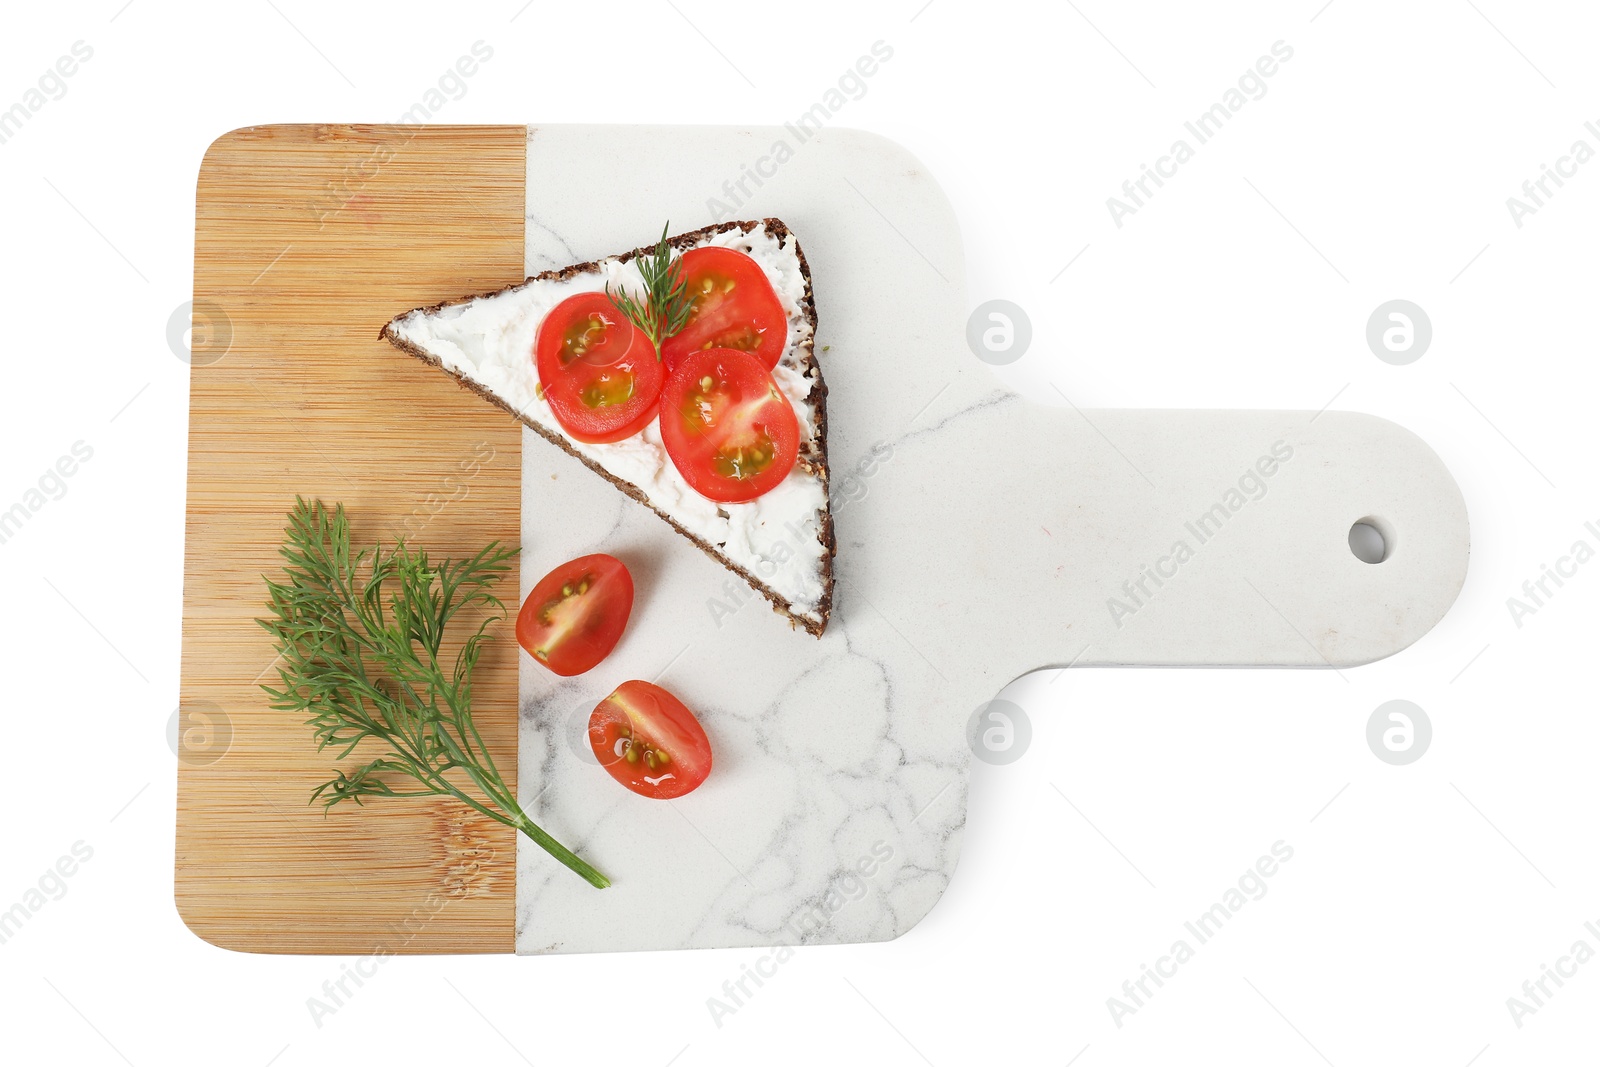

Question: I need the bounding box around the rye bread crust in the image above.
[379,218,835,637]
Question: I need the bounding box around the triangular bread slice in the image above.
[380,219,834,636]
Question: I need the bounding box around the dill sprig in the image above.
[258,497,610,889]
[606,222,694,360]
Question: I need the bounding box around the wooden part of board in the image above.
[177,125,526,954]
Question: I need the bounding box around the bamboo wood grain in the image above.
[176,125,526,954]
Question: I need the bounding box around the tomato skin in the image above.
[660,246,788,373]
[536,292,664,444]
[658,347,801,504]
[588,681,712,800]
[515,554,633,677]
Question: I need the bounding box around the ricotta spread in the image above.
[388,224,829,622]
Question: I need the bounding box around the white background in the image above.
[2,1,1597,1064]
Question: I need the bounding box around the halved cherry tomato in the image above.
[588,680,712,800]
[516,554,633,676]
[659,348,800,504]
[536,292,663,443]
[660,247,788,373]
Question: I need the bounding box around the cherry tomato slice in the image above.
[660,246,788,373]
[515,554,633,676]
[588,680,712,800]
[536,292,663,444]
[659,347,800,504]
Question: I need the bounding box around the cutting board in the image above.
[176,125,1469,955]
[178,126,526,953]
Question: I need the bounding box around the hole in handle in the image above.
[1348,517,1392,564]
